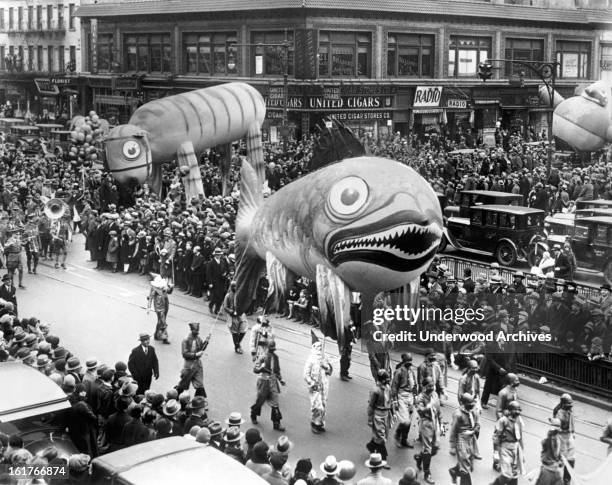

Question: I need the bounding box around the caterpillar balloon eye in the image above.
[327,176,369,217]
[122,140,141,160]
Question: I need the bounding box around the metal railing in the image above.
[516,350,612,400]
[437,255,601,301]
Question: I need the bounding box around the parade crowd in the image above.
[0,122,612,484]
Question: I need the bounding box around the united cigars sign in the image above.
[414,86,443,107]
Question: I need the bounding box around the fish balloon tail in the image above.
[264,253,296,314]
[316,265,350,351]
[308,117,366,171]
[234,159,265,314]
[246,122,266,192]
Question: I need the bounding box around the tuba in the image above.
[44,198,67,220]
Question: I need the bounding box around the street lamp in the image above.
[482,59,560,177]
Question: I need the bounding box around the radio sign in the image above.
[414,86,443,107]
[446,98,467,109]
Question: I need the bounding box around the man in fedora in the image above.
[206,247,228,314]
[184,396,209,430]
[357,453,392,485]
[0,274,18,316]
[128,333,159,395]
[223,426,246,464]
[176,322,210,395]
[250,339,286,431]
[207,421,225,450]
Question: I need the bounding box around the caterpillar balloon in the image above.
[104,82,266,198]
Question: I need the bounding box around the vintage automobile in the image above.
[443,190,524,219]
[0,362,78,457]
[50,129,73,156]
[0,117,25,134]
[575,199,612,211]
[531,215,612,284]
[90,436,268,485]
[439,204,546,266]
[36,123,65,138]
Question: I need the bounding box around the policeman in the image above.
[449,393,480,485]
[414,377,442,484]
[391,353,417,448]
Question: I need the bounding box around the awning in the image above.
[412,108,444,114]
[473,99,500,105]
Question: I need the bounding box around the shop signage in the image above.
[329,111,392,121]
[307,95,392,110]
[91,19,98,75]
[414,86,443,107]
[34,79,60,96]
[113,77,140,91]
[446,98,467,109]
[323,87,341,100]
[265,96,303,109]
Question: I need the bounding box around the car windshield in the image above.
[0,408,69,436]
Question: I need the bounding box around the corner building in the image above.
[75,0,611,140]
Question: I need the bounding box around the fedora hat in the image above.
[274,435,293,454]
[36,354,50,368]
[225,412,245,426]
[85,359,98,371]
[51,347,67,361]
[207,421,224,437]
[1,274,11,282]
[189,396,207,410]
[163,399,180,417]
[213,247,223,255]
[138,333,151,341]
[364,453,387,469]
[120,382,138,397]
[601,284,612,292]
[224,426,244,443]
[320,455,340,476]
[66,357,81,372]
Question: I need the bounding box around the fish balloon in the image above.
[235,155,443,348]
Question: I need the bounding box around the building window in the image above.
[28,6,33,30]
[28,45,34,71]
[37,45,43,71]
[98,34,113,72]
[8,8,13,30]
[47,5,53,30]
[318,31,371,77]
[36,6,42,29]
[57,4,64,29]
[504,38,543,78]
[0,47,4,70]
[48,45,54,72]
[58,46,64,71]
[69,45,75,69]
[387,33,434,77]
[602,45,612,73]
[68,3,74,29]
[18,7,23,30]
[0,9,4,31]
[124,34,171,73]
[448,36,491,77]
[183,32,237,75]
[250,31,294,77]
[556,40,590,78]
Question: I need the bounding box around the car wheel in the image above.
[438,235,447,253]
[496,241,517,267]
[527,245,545,267]
[604,260,612,286]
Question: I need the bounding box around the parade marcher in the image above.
[250,315,274,362]
[176,322,210,396]
[303,331,332,434]
[552,394,575,485]
[4,229,25,288]
[414,377,442,484]
[600,418,612,455]
[51,217,71,270]
[250,339,286,431]
[223,280,247,354]
[496,373,520,419]
[455,360,482,460]
[534,418,564,485]
[417,348,446,399]
[391,353,417,449]
[206,247,229,314]
[339,322,356,381]
[491,401,525,485]
[127,333,159,395]
[366,369,393,466]
[23,214,41,275]
[449,393,480,485]
[147,275,172,344]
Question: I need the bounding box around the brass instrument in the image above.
[44,198,67,220]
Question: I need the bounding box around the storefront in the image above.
[442,89,474,144]
[89,75,141,124]
[411,85,444,137]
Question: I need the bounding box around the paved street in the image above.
[14,235,611,483]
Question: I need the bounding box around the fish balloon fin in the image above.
[235,159,265,314]
[308,118,366,171]
[264,252,296,314]
[246,122,266,193]
[316,265,350,351]
[146,163,163,197]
